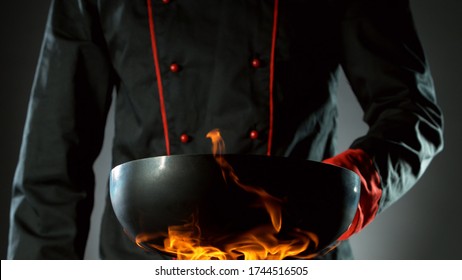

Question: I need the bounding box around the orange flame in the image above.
[136,129,320,259]
[206,129,283,232]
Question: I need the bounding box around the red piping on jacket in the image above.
[147,0,277,156]
[267,0,279,156]
[147,0,171,155]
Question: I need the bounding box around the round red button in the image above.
[249,130,259,140]
[170,63,180,73]
[251,58,261,68]
[162,0,170,4]
[180,134,190,143]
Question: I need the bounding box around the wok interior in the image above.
[110,154,360,256]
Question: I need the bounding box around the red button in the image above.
[170,63,180,73]
[180,134,190,143]
[162,0,170,3]
[251,58,261,68]
[249,130,259,140]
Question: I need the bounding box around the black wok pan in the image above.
[109,154,360,258]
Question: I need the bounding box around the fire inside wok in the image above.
[109,154,360,258]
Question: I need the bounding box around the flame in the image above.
[136,129,320,259]
[206,129,282,232]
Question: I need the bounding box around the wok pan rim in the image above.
[111,153,359,180]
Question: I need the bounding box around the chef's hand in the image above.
[322,149,382,240]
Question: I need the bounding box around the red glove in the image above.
[323,149,382,240]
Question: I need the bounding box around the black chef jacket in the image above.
[8,0,443,259]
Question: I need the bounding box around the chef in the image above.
[8,0,443,259]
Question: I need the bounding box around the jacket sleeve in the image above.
[339,0,444,212]
[8,0,116,259]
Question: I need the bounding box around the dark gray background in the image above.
[1,0,461,259]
